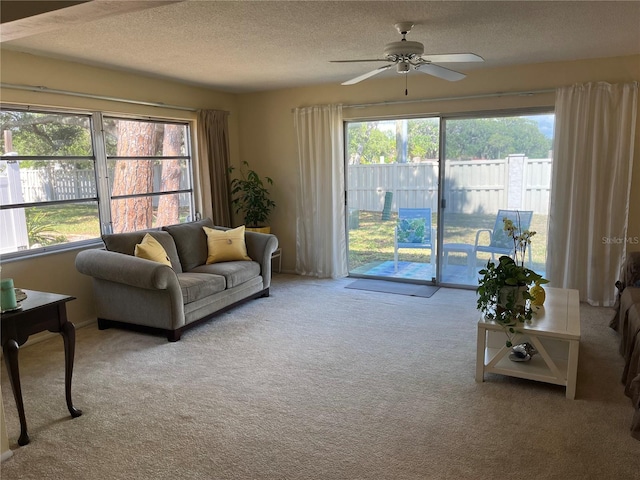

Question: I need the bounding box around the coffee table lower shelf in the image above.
[482,344,570,386]
[477,333,579,399]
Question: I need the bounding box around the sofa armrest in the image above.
[244,231,279,288]
[75,249,177,290]
[620,252,640,290]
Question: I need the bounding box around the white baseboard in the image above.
[1,449,14,462]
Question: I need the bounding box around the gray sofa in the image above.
[75,218,278,341]
[611,251,640,440]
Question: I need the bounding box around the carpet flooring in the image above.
[1,274,638,479]
[345,278,440,297]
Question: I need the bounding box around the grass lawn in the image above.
[23,204,191,247]
[348,210,548,273]
[26,204,101,244]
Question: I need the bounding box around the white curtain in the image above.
[293,104,348,278]
[547,82,638,306]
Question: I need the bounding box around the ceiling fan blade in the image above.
[330,59,389,63]
[342,64,393,85]
[415,63,466,82]
[421,53,484,63]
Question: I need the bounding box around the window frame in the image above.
[0,105,196,260]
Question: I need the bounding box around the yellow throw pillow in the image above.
[134,233,172,267]
[203,225,251,264]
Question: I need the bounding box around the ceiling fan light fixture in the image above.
[396,62,411,74]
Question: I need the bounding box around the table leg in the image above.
[2,339,30,446]
[60,321,82,418]
[475,325,486,382]
[565,339,579,400]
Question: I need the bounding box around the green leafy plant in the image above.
[476,214,548,346]
[26,211,67,247]
[229,161,276,228]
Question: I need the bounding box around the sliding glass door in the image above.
[346,110,554,288]
[440,112,554,286]
[346,118,439,284]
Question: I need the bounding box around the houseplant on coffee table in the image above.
[476,214,548,347]
[229,161,276,233]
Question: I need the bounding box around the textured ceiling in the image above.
[2,0,639,93]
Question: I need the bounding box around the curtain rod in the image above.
[3,82,553,113]
[342,89,555,109]
[292,88,555,112]
[0,82,205,113]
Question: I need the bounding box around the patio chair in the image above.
[474,209,534,265]
[394,208,435,272]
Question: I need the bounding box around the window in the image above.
[103,116,193,234]
[0,107,195,258]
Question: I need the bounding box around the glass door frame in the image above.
[436,106,555,289]
[344,106,554,288]
[344,115,440,286]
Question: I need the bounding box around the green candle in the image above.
[1,278,18,311]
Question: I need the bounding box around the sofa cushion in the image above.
[163,218,214,271]
[203,225,251,264]
[190,261,261,289]
[103,230,182,273]
[134,233,172,267]
[176,272,226,304]
[397,217,427,244]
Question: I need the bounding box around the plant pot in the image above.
[498,285,528,309]
[245,226,271,234]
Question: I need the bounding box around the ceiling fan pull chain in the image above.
[405,72,408,96]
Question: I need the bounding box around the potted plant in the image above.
[476,214,548,347]
[229,161,276,233]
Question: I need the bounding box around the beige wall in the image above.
[0,51,639,306]
[236,55,640,271]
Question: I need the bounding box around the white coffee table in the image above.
[475,287,580,399]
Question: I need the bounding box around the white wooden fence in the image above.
[0,160,29,253]
[19,168,96,202]
[11,165,189,203]
[347,155,552,214]
[2,156,551,253]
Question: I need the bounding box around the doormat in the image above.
[345,279,440,298]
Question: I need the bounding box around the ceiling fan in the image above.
[331,22,484,88]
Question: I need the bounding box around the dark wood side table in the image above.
[1,290,82,446]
